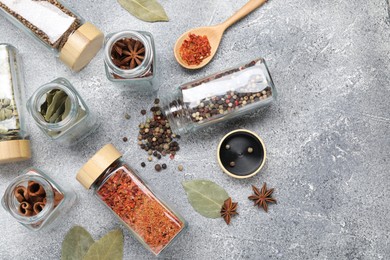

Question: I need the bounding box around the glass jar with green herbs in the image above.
[27,78,100,145]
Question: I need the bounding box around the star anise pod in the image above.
[248,183,277,212]
[111,38,145,70]
[220,197,238,225]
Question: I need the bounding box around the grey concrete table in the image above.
[1,0,389,259]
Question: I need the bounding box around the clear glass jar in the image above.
[0,0,103,71]
[1,168,76,231]
[161,58,277,134]
[27,78,100,146]
[0,44,31,164]
[76,144,186,256]
[104,30,157,91]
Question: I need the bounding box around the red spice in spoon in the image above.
[179,33,211,66]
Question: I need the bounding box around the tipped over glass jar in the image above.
[104,30,157,91]
[161,58,277,134]
[0,0,103,71]
[27,78,100,145]
[1,168,76,231]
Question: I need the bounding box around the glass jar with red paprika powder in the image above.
[76,144,186,256]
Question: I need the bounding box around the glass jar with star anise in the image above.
[104,30,156,91]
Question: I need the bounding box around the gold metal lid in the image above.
[59,22,104,72]
[76,144,122,189]
[0,139,31,164]
[217,129,266,179]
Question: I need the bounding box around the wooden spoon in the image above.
[174,0,268,69]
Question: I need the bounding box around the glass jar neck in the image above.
[1,173,54,224]
[92,159,124,192]
[27,79,80,131]
[161,91,192,135]
[104,31,153,79]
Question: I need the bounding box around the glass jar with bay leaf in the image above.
[0,44,31,164]
[0,0,103,71]
[76,144,187,256]
[27,78,100,145]
[104,30,157,91]
[161,58,277,134]
[1,168,76,231]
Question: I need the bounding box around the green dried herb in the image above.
[118,0,169,22]
[61,226,94,260]
[83,230,124,260]
[61,226,124,260]
[0,97,21,140]
[182,179,229,218]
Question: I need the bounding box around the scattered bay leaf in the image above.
[83,229,124,260]
[118,0,169,22]
[182,179,229,218]
[61,226,95,260]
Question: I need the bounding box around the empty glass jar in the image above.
[0,0,103,71]
[27,78,100,145]
[161,58,277,134]
[1,168,76,231]
[0,43,31,164]
[104,30,157,91]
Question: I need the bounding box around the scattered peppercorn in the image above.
[148,156,152,162]
[155,164,162,172]
[141,109,146,115]
[162,164,167,169]
[178,165,183,171]
[125,113,131,120]
[229,161,236,167]
[247,147,254,153]
[141,162,146,167]
[123,137,128,142]
[137,100,181,167]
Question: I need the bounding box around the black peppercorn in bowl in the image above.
[217,129,266,179]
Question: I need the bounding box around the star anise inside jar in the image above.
[111,38,145,70]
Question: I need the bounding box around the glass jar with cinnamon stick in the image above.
[76,144,186,256]
[1,168,76,231]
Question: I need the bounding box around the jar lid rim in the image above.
[76,144,122,189]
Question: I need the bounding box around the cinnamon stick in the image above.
[18,202,33,216]
[14,186,29,203]
[28,181,46,203]
[33,202,46,215]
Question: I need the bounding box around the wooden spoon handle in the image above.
[220,0,268,30]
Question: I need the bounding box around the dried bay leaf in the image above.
[182,180,229,218]
[61,226,95,260]
[44,90,67,121]
[118,0,169,22]
[83,229,123,260]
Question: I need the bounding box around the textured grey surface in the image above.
[0,0,389,259]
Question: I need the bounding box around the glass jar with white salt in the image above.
[0,0,104,72]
